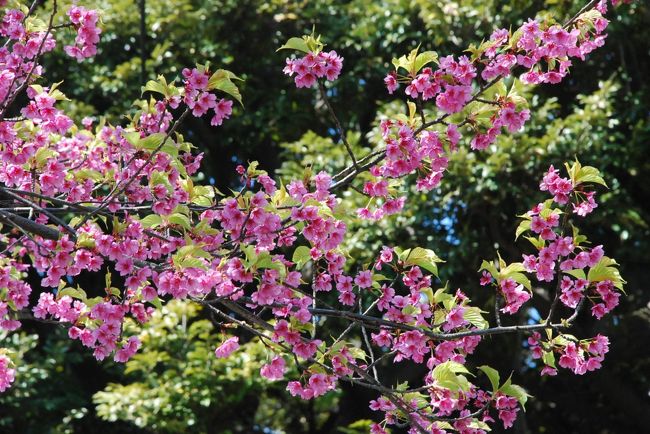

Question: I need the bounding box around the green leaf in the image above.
[292,246,311,269]
[478,365,500,392]
[348,347,367,361]
[141,79,167,96]
[138,133,166,151]
[400,247,444,277]
[140,214,163,229]
[372,273,390,283]
[149,296,163,310]
[501,262,526,276]
[571,224,588,246]
[76,233,96,249]
[564,269,586,280]
[433,285,453,305]
[574,165,607,188]
[413,51,438,73]
[58,287,87,301]
[497,252,507,271]
[208,69,243,106]
[177,257,207,270]
[402,305,419,316]
[432,361,473,391]
[509,272,532,291]
[74,169,103,182]
[192,195,212,207]
[542,350,556,368]
[392,47,426,75]
[85,296,104,308]
[482,79,508,101]
[501,383,530,408]
[125,131,178,157]
[392,54,410,73]
[468,420,491,431]
[149,170,174,193]
[277,37,310,53]
[565,160,581,185]
[587,257,625,290]
[254,252,284,273]
[176,244,211,259]
[525,235,546,250]
[168,213,191,230]
[407,101,417,123]
[464,307,489,329]
[338,420,375,434]
[515,219,531,240]
[34,147,56,166]
[478,260,498,278]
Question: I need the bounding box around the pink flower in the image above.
[384,73,398,94]
[308,373,335,397]
[260,356,286,381]
[497,103,530,133]
[499,278,531,314]
[371,329,393,347]
[283,50,343,88]
[393,330,429,363]
[354,270,372,289]
[435,85,472,114]
[0,354,16,392]
[447,123,461,149]
[214,336,240,358]
[210,99,233,126]
[293,340,320,359]
[591,303,607,319]
[443,306,468,331]
[480,271,492,286]
[541,366,558,376]
[114,336,141,363]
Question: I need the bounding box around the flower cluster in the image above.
[182,67,233,126]
[260,356,286,380]
[0,8,26,40]
[0,353,15,393]
[388,9,609,97]
[0,262,31,331]
[498,278,531,315]
[540,165,573,204]
[282,50,343,88]
[358,120,454,219]
[529,332,610,376]
[287,373,337,399]
[65,6,101,61]
[470,102,531,151]
[395,56,476,112]
[34,291,150,363]
[495,394,520,428]
[381,6,610,163]
[0,9,56,104]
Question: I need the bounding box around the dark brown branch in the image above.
[0,210,60,240]
[1,188,77,240]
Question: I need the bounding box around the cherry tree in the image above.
[0,0,631,432]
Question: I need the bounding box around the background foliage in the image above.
[1,0,649,432]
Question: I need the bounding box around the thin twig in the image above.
[318,80,359,170]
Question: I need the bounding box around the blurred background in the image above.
[1,0,648,433]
